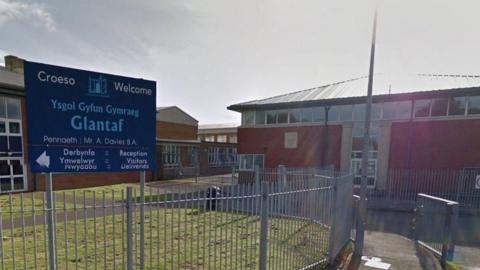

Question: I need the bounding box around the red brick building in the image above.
[0,56,237,192]
[228,75,480,189]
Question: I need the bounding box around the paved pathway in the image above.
[350,231,441,270]
[348,210,480,270]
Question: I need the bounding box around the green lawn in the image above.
[1,208,329,269]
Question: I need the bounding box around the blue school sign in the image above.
[24,61,156,172]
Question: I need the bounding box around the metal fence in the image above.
[0,168,354,270]
[362,168,480,210]
[414,193,459,266]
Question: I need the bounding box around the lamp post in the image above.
[355,8,378,257]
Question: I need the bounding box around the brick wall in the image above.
[389,119,480,169]
[156,121,197,140]
[238,125,343,169]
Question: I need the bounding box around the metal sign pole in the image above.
[139,171,146,269]
[45,173,57,270]
[355,9,378,257]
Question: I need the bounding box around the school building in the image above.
[0,55,237,193]
[228,75,480,189]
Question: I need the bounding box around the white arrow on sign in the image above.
[36,151,50,168]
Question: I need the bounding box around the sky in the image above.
[1,0,480,124]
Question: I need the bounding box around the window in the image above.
[351,123,378,152]
[289,109,301,123]
[209,147,237,167]
[312,107,325,122]
[238,154,264,171]
[351,121,377,188]
[326,106,339,121]
[0,158,25,192]
[255,111,265,125]
[301,108,313,122]
[277,111,288,124]
[0,97,5,118]
[9,122,20,134]
[431,98,448,117]
[242,111,254,125]
[161,145,180,167]
[186,146,198,167]
[266,111,277,124]
[353,104,365,121]
[217,135,227,143]
[448,97,466,116]
[0,96,25,193]
[351,158,377,187]
[383,101,411,120]
[414,99,431,118]
[204,135,215,142]
[467,96,480,115]
[338,105,353,121]
[229,135,237,143]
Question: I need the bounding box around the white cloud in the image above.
[0,0,55,31]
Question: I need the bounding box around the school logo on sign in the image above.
[88,75,108,97]
[475,175,480,189]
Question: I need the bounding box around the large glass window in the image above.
[352,103,381,121]
[372,103,382,120]
[289,109,301,123]
[238,154,264,171]
[300,108,313,122]
[277,111,289,124]
[431,98,448,117]
[467,96,480,115]
[0,97,24,193]
[338,105,353,121]
[312,107,325,122]
[448,97,466,116]
[209,147,237,167]
[414,99,431,118]
[266,111,277,124]
[186,146,198,167]
[383,101,411,120]
[242,111,254,125]
[353,104,365,121]
[326,106,339,121]
[255,111,265,125]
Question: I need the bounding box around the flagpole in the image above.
[355,8,378,257]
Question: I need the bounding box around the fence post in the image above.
[441,202,459,265]
[328,177,339,263]
[255,165,260,189]
[139,171,146,269]
[413,196,423,241]
[231,165,236,185]
[126,187,134,270]
[259,181,269,270]
[278,165,286,191]
[45,173,57,270]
